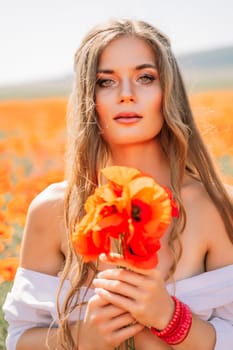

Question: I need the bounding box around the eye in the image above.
[96,78,116,88]
[137,74,156,84]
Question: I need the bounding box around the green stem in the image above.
[115,337,135,350]
[114,235,135,349]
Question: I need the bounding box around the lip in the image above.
[113,112,142,120]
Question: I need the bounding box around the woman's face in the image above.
[95,35,163,147]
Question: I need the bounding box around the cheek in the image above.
[152,89,162,108]
[95,94,106,116]
[152,94,163,119]
[142,87,163,109]
[95,96,113,126]
[95,106,106,127]
[95,107,109,132]
[150,92,164,128]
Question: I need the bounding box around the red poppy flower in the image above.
[72,166,177,269]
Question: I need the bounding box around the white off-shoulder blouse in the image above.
[3,265,233,350]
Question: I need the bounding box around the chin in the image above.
[108,136,158,147]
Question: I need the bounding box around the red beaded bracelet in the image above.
[151,296,192,345]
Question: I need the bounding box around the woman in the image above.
[3,19,233,350]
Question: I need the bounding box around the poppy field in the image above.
[0,91,232,347]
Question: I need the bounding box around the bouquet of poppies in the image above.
[72,166,178,350]
[72,165,178,269]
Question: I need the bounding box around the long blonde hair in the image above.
[57,18,233,348]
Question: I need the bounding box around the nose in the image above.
[118,79,135,103]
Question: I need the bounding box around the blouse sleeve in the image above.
[210,317,233,349]
[167,264,233,350]
[3,267,94,350]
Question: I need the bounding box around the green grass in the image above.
[0,281,12,350]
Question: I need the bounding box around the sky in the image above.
[1,0,233,85]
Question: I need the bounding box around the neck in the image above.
[108,139,170,186]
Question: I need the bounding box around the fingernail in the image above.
[95,288,102,294]
[99,253,107,260]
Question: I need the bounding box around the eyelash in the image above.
[96,78,114,88]
[96,74,156,88]
[137,74,156,83]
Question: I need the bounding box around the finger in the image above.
[89,293,109,307]
[112,322,144,345]
[90,292,130,314]
[107,312,137,332]
[100,253,154,275]
[89,293,122,310]
[96,267,144,286]
[95,287,135,312]
[102,303,130,319]
[87,294,129,323]
[93,276,138,299]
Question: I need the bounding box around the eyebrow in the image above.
[97,63,157,74]
[135,63,157,70]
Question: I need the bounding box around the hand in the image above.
[134,328,173,350]
[93,253,175,330]
[78,292,144,350]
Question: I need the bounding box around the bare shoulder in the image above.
[27,180,67,233]
[30,180,67,207]
[181,178,213,218]
[182,177,232,216]
[182,177,233,270]
[20,181,67,276]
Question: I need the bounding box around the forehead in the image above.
[98,36,156,69]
